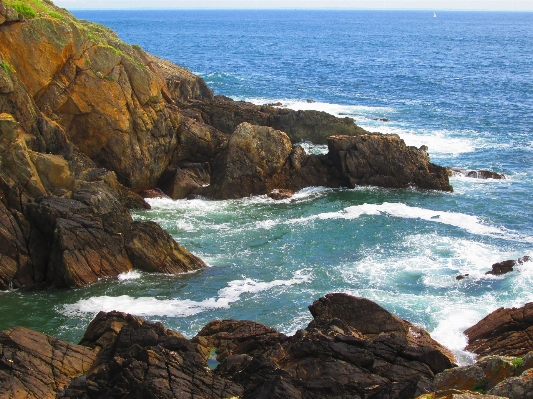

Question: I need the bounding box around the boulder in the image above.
[206,122,294,199]
[158,162,211,199]
[464,302,533,357]
[62,311,243,399]
[0,326,96,399]
[327,134,453,191]
[194,293,456,399]
[486,256,531,276]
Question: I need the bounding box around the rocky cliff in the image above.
[1,0,451,288]
[0,0,208,289]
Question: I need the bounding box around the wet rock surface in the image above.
[485,256,531,276]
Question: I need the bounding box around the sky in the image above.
[54,0,533,11]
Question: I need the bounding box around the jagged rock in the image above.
[0,326,96,399]
[327,134,453,191]
[194,293,456,399]
[464,302,533,357]
[416,392,508,398]
[205,122,294,199]
[125,220,207,273]
[62,311,243,399]
[486,256,531,275]
[188,95,367,144]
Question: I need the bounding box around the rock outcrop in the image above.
[193,293,456,399]
[485,256,531,276]
[464,302,533,357]
[62,311,244,399]
[186,95,368,144]
[0,294,460,399]
[0,326,96,399]
[0,1,207,288]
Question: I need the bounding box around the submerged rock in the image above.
[485,256,531,276]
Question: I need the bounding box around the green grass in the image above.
[0,60,15,79]
[512,357,523,369]
[12,3,36,18]
[471,380,488,394]
[48,11,62,19]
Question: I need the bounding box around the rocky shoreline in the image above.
[1,0,452,289]
[1,1,530,398]
[1,293,532,399]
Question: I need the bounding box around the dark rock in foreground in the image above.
[0,293,459,399]
[193,293,456,399]
[0,326,96,399]
[464,302,533,357]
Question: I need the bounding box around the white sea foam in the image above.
[61,270,312,318]
[285,202,533,242]
[117,270,143,281]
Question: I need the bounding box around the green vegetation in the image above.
[512,357,523,369]
[4,0,71,20]
[48,11,62,19]
[471,380,488,394]
[12,3,36,18]
[0,60,15,79]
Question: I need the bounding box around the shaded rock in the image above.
[125,220,207,274]
[158,162,211,199]
[486,256,531,276]
[268,188,294,200]
[63,311,243,399]
[466,170,505,180]
[446,168,505,180]
[193,293,456,399]
[0,326,96,399]
[188,95,367,144]
[464,302,533,357]
[327,134,453,191]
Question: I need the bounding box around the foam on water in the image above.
[117,270,143,281]
[61,270,312,318]
[286,202,532,243]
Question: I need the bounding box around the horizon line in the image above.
[66,7,533,12]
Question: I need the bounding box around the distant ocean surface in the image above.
[2,10,533,365]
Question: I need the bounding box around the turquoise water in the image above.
[2,10,533,365]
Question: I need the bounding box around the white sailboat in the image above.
[434,12,437,18]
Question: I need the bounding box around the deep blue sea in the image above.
[2,10,532,365]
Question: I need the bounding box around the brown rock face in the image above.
[0,1,208,288]
[194,293,456,399]
[62,311,244,399]
[206,122,294,199]
[327,134,453,191]
[464,302,533,357]
[485,256,531,276]
[0,326,96,399]
[189,95,367,144]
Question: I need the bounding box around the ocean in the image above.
[2,10,532,365]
